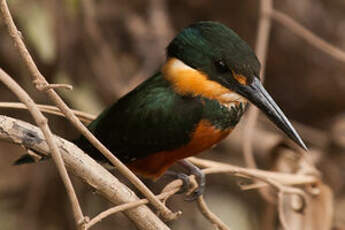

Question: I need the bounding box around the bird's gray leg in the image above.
[177,159,206,201]
[164,171,190,194]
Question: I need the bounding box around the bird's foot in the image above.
[164,171,191,194]
[178,160,206,201]
[164,160,206,201]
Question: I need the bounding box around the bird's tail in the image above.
[14,137,107,165]
[14,135,84,166]
[13,150,49,165]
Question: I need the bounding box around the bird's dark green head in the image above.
[163,21,307,151]
[167,21,260,87]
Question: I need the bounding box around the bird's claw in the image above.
[165,160,206,201]
[178,159,206,201]
[184,184,205,201]
[164,171,191,194]
[172,172,205,201]
[164,170,205,200]
[175,173,191,194]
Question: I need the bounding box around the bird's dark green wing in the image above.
[74,73,204,163]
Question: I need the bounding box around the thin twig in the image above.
[0,102,95,123]
[197,196,231,230]
[0,0,175,220]
[0,68,86,228]
[255,0,273,77]
[189,158,317,186]
[86,190,179,229]
[242,0,273,169]
[33,81,73,91]
[278,192,291,230]
[271,9,345,64]
[201,165,306,230]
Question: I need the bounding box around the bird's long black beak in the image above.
[236,77,307,151]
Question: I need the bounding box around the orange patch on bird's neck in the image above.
[162,58,232,99]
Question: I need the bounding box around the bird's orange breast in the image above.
[127,120,232,179]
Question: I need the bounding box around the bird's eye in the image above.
[214,60,228,73]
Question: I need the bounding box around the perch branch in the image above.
[0,69,85,228]
[0,115,170,230]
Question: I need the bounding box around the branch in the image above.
[157,157,317,230]
[197,196,231,230]
[0,0,175,220]
[188,157,317,186]
[0,115,170,230]
[0,102,95,123]
[33,80,73,91]
[86,190,179,229]
[242,0,273,169]
[0,69,85,228]
[271,9,345,64]
[255,0,273,78]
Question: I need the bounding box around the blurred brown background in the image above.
[0,0,345,229]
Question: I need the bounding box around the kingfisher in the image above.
[16,21,307,200]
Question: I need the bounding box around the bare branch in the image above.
[197,196,231,230]
[0,68,85,228]
[189,157,317,186]
[33,80,73,91]
[278,192,291,230]
[86,190,179,229]
[271,9,345,64]
[0,115,170,230]
[0,102,95,123]
[255,0,273,78]
[242,0,273,169]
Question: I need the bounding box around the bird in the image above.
[16,21,307,200]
